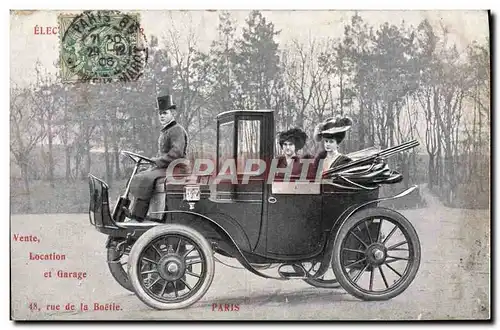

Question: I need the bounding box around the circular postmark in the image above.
[60,10,148,83]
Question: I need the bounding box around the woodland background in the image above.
[10,11,490,213]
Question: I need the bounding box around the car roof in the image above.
[216,109,274,120]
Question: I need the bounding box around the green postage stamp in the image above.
[58,10,148,83]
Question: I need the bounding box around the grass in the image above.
[10,179,128,214]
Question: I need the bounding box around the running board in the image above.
[115,220,163,228]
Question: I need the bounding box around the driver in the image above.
[129,94,188,222]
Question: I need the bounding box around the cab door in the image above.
[212,115,265,251]
[264,180,324,259]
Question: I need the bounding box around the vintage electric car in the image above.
[88,109,421,310]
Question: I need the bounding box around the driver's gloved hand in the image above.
[136,164,155,173]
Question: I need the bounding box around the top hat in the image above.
[313,117,352,143]
[157,95,177,111]
[278,127,308,150]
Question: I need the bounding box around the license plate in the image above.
[184,186,201,201]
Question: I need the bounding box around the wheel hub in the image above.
[157,255,185,281]
[373,249,384,261]
[366,243,387,266]
[167,262,179,273]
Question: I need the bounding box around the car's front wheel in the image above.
[127,224,215,310]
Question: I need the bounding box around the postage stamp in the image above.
[58,10,148,83]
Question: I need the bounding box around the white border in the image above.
[4,0,497,328]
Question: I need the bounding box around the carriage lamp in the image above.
[184,185,201,210]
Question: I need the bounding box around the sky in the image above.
[9,10,490,88]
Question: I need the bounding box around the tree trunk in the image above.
[132,118,139,151]
[198,106,204,156]
[62,94,71,182]
[47,120,54,188]
[20,161,31,212]
[359,96,365,148]
[21,161,30,195]
[65,146,71,182]
[368,103,375,146]
[113,143,121,180]
[428,154,435,189]
[411,150,417,181]
[151,114,157,155]
[388,102,395,148]
[103,122,111,184]
[109,112,121,180]
[74,151,81,181]
[85,142,91,179]
[436,147,442,188]
[339,73,344,116]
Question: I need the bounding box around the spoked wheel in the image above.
[332,207,421,301]
[128,224,215,310]
[107,238,134,292]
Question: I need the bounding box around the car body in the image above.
[88,109,421,310]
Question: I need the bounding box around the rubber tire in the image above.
[128,224,215,310]
[107,241,134,293]
[332,207,421,301]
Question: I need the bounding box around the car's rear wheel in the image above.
[128,224,215,310]
[332,207,421,301]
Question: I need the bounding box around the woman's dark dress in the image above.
[308,151,352,179]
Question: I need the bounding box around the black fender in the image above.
[312,185,418,279]
[153,210,292,280]
[162,211,252,252]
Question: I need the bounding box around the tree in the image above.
[163,15,213,156]
[207,11,238,114]
[283,38,322,128]
[341,13,372,148]
[71,84,99,179]
[10,84,46,199]
[462,40,490,192]
[233,11,281,110]
[32,62,63,187]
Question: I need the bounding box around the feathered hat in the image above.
[313,116,353,143]
[278,127,308,150]
[157,94,176,111]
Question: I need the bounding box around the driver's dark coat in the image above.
[129,120,188,200]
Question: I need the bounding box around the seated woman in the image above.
[311,117,353,178]
[275,127,311,180]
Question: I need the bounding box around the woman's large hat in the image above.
[313,116,353,143]
[278,127,308,150]
[157,94,176,110]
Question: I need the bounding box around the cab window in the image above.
[218,120,234,172]
[237,119,261,174]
